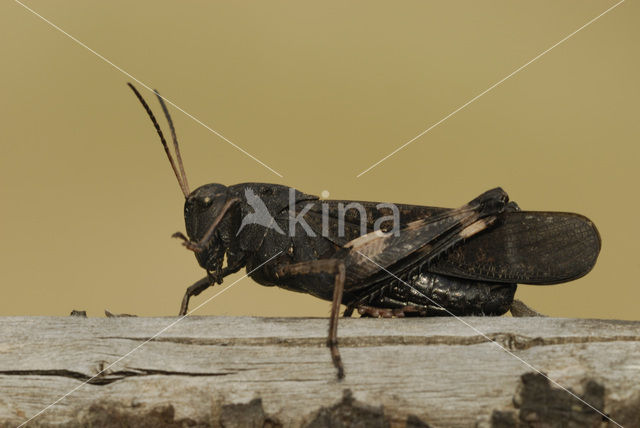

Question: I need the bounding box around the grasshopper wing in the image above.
[300,188,600,285]
[340,188,509,283]
[429,211,601,284]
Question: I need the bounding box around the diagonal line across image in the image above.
[13,0,284,178]
[355,250,623,428]
[356,0,625,178]
[16,252,283,427]
[9,1,628,427]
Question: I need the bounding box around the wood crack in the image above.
[98,333,640,351]
[0,367,234,385]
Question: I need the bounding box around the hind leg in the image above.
[275,259,346,379]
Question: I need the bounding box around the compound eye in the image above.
[184,200,194,215]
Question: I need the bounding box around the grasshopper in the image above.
[128,83,600,379]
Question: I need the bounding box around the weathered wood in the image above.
[1,316,639,427]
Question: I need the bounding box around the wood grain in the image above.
[1,316,639,427]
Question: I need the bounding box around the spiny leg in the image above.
[328,262,346,379]
[179,276,213,316]
[276,259,346,379]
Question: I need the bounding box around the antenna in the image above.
[154,89,190,195]
[127,83,190,198]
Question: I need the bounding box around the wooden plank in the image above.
[1,316,639,427]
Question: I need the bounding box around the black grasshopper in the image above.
[127,83,601,379]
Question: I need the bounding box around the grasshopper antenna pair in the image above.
[127,83,190,198]
[127,83,233,253]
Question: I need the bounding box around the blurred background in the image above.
[0,0,637,319]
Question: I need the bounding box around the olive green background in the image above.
[0,1,637,319]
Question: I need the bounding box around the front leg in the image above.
[276,259,346,379]
[178,265,241,315]
[179,276,212,316]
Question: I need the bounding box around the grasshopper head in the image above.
[184,184,242,275]
[127,83,240,280]
[184,184,230,239]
